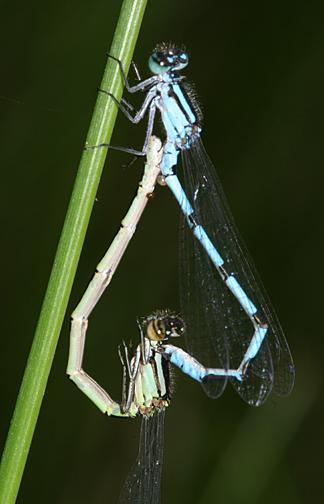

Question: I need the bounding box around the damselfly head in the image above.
[149,43,189,75]
[143,310,185,341]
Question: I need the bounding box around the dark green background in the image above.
[1,1,323,502]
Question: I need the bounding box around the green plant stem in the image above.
[0,1,148,502]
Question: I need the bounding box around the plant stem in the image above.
[0,1,148,502]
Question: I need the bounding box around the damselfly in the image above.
[68,137,251,502]
[68,137,166,503]
[96,42,295,406]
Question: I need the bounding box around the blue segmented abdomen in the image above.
[163,345,243,382]
[163,344,206,382]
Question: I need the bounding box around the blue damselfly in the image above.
[95,42,295,407]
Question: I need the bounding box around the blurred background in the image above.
[1,1,323,502]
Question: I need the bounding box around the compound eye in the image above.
[146,318,165,341]
[149,52,169,74]
[174,50,189,70]
[168,317,185,338]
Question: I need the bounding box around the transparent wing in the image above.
[118,410,165,503]
[179,139,295,405]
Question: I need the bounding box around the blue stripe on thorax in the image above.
[172,83,197,124]
[157,80,199,148]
